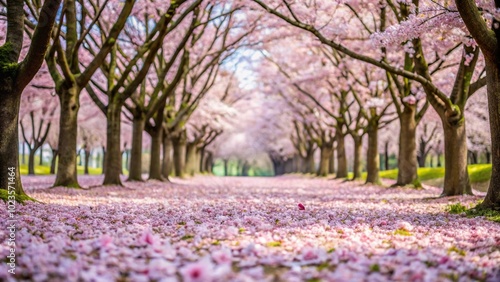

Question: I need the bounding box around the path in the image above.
[1,176,499,281]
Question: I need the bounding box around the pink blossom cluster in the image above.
[1,175,499,281]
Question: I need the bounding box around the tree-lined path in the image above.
[2,0,500,280]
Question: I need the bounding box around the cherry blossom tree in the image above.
[154,5,256,180]
[86,0,201,185]
[0,0,61,197]
[40,0,136,188]
[183,73,239,176]
[455,0,500,209]
[252,0,486,195]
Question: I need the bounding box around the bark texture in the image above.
[352,136,363,180]
[442,121,473,196]
[103,102,123,185]
[317,143,333,177]
[396,107,419,186]
[366,123,380,184]
[54,86,80,188]
[479,59,500,208]
[50,149,58,174]
[162,135,173,179]
[172,132,186,178]
[128,116,145,181]
[148,126,164,180]
[336,134,348,178]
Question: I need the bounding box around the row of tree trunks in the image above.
[127,118,215,181]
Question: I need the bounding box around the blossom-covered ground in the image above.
[1,175,500,282]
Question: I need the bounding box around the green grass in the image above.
[445,201,500,223]
[377,164,491,184]
[18,154,131,176]
[19,164,104,176]
[466,203,500,223]
[446,203,468,214]
[19,164,52,175]
[378,170,398,179]
[468,164,492,183]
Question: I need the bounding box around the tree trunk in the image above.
[54,86,80,188]
[50,149,58,174]
[161,135,173,179]
[480,59,500,209]
[102,146,106,174]
[328,147,335,174]
[0,90,25,196]
[22,142,26,165]
[28,148,36,175]
[78,150,83,166]
[39,146,43,165]
[185,142,198,176]
[384,142,390,171]
[242,161,250,176]
[224,159,229,176]
[128,116,145,181]
[336,134,348,178]
[84,150,91,175]
[195,150,202,174]
[352,136,363,180]
[395,106,419,186]
[172,132,186,178]
[441,121,472,196]
[149,126,163,180]
[272,158,284,176]
[199,147,206,173]
[103,102,123,185]
[417,135,429,168]
[366,123,380,184]
[486,150,491,164]
[468,150,478,165]
[291,155,298,173]
[418,155,426,167]
[204,152,213,174]
[235,160,240,176]
[317,143,332,177]
[284,159,290,174]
